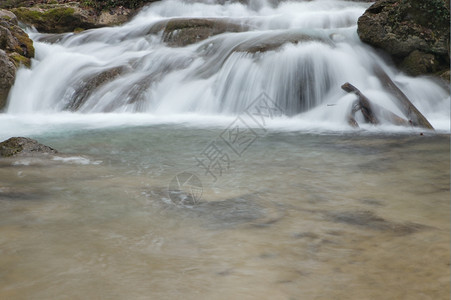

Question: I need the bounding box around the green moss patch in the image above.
[12,7,75,23]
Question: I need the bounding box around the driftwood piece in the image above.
[342,83,379,125]
[373,65,434,130]
[347,116,359,128]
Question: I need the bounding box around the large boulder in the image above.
[0,9,34,111]
[0,137,57,157]
[357,0,450,78]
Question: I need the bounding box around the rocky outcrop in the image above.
[357,0,450,79]
[11,3,133,33]
[0,137,57,157]
[0,9,34,111]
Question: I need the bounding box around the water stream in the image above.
[0,0,449,298]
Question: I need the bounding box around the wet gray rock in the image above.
[0,137,57,157]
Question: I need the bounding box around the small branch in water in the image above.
[342,82,411,128]
[346,99,360,128]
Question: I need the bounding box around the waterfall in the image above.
[4,0,450,132]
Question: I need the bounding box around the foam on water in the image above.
[0,110,447,143]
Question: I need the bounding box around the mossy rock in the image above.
[0,20,34,62]
[0,12,34,111]
[358,0,450,79]
[11,6,85,33]
[11,24,34,58]
[11,3,136,33]
[358,0,449,57]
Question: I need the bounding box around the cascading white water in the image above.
[4,0,450,132]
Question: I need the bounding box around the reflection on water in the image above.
[0,127,449,299]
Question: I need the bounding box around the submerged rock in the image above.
[327,210,427,235]
[357,0,450,79]
[0,9,34,111]
[160,18,247,47]
[157,188,285,229]
[233,32,326,53]
[0,137,57,157]
[0,186,45,201]
[150,17,327,52]
[65,66,126,111]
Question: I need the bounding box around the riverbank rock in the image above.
[357,0,450,79]
[0,137,57,157]
[11,3,134,33]
[0,9,34,110]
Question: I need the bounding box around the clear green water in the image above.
[0,126,449,299]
